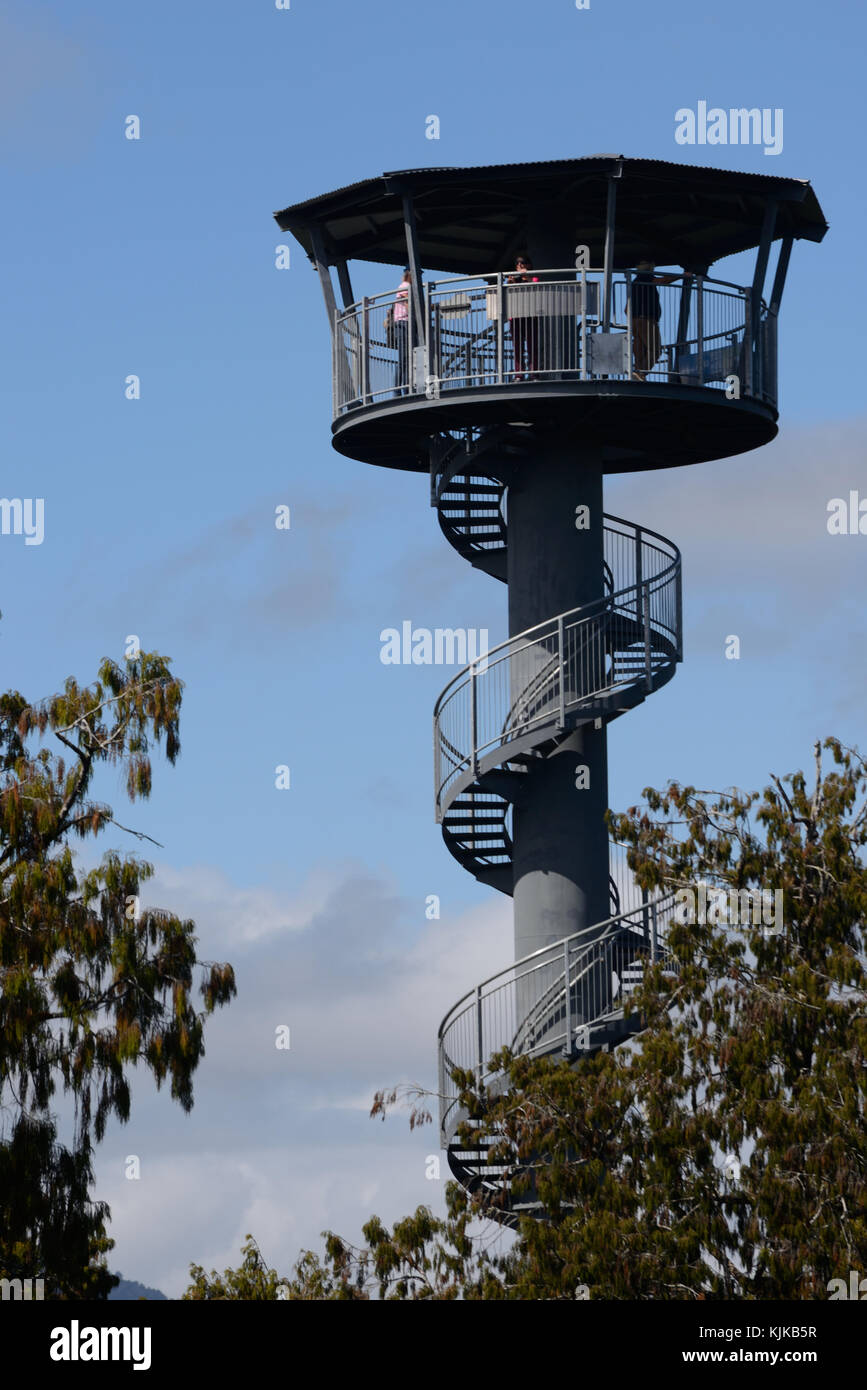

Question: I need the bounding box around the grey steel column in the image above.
[506,435,610,965]
[525,213,574,375]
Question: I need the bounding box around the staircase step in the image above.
[448,800,507,812]
[441,505,501,514]
[445,812,507,824]
[447,829,507,840]
[441,496,501,506]
[440,506,502,518]
[444,818,506,829]
[443,501,502,512]
[445,803,506,814]
[445,820,507,829]
[441,484,503,496]
[445,823,507,837]
[446,529,505,542]
[444,532,505,543]
[447,836,509,847]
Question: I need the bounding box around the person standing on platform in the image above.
[392,268,412,397]
[629,260,678,380]
[507,256,540,380]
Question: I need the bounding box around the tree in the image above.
[183,1211,502,1300]
[0,648,236,1298]
[211,737,865,1300]
[184,1235,287,1301]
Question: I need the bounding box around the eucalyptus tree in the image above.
[0,647,236,1297]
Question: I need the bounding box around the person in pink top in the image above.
[393,268,411,396]
[507,255,540,380]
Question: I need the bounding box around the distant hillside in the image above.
[108,1274,168,1301]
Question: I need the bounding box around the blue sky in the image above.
[1,0,864,1295]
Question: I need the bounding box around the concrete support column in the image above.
[506,434,610,969]
[524,212,575,373]
[524,208,573,271]
[507,436,604,636]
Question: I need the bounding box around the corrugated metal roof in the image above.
[273,155,827,274]
[276,154,815,218]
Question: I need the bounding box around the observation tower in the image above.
[275,156,827,1217]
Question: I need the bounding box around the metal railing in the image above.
[437,885,679,1145]
[433,515,681,816]
[333,267,777,415]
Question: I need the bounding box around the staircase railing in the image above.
[333,268,777,414]
[434,516,681,815]
[438,888,678,1146]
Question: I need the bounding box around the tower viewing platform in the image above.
[276,155,827,1218]
[330,266,777,471]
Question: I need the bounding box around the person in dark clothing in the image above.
[507,256,540,380]
[628,260,678,380]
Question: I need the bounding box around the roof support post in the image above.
[749,198,777,399]
[309,223,340,339]
[601,166,620,332]
[750,199,778,346]
[335,259,356,310]
[675,273,694,376]
[768,234,793,315]
[402,193,427,347]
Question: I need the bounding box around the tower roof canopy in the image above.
[274,155,828,274]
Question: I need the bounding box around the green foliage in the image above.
[264,737,867,1300]
[184,1233,379,1301]
[0,649,236,1298]
[184,1236,286,1301]
[183,1214,505,1301]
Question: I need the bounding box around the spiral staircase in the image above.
[431,424,683,1219]
[274,151,826,1233]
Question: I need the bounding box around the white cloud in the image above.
[607,415,867,719]
[607,414,867,602]
[146,860,346,949]
[94,860,511,1296]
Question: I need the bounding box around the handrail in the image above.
[335,268,768,322]
[433,517,680,715]
[436,893,674,1042]
[433,515,681,813]
[433,577,671,807]
[437,887,679,1143]
[333,266,777,414]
